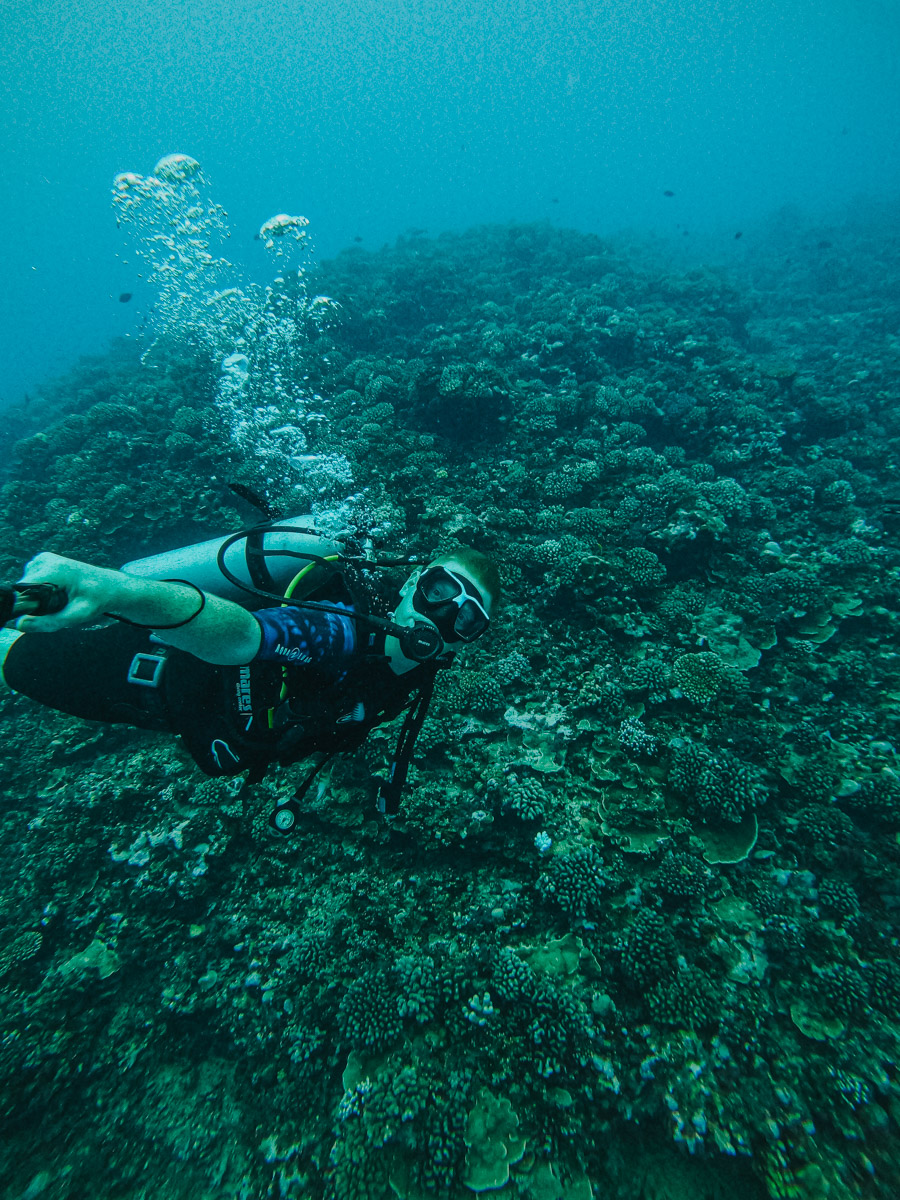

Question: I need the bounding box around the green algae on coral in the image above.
[461,1090,527,1193]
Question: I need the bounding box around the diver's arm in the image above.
[11,553,262,666]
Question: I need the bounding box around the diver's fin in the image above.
[227,482,284,521]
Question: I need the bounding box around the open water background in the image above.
[1,0,899,407]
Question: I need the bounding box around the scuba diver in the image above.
[0,519,499,830]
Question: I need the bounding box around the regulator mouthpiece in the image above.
[397,622,444,662]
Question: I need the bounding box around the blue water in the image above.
[1,0,898,407]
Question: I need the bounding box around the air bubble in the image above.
[112,153,350,513]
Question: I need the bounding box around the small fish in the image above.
[353,235,363,243]
[817,240,833,249]
[551,197,559,204]
[253,232,261,241]
[119,292,132,303]
[734,231,743,239]
[663,190,675,197]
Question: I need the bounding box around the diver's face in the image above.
[394,559,492,646]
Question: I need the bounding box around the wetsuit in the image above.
[4,585,427,779]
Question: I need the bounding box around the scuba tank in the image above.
[120,515,347,605]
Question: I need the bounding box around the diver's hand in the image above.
[13,552,262,665]
[12,553,128,633]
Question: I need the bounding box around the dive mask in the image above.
[412,566,490,644]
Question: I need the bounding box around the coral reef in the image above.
[2,197,900,1199]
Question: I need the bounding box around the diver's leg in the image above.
[0,629,23,692]
[1,624,172,731]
